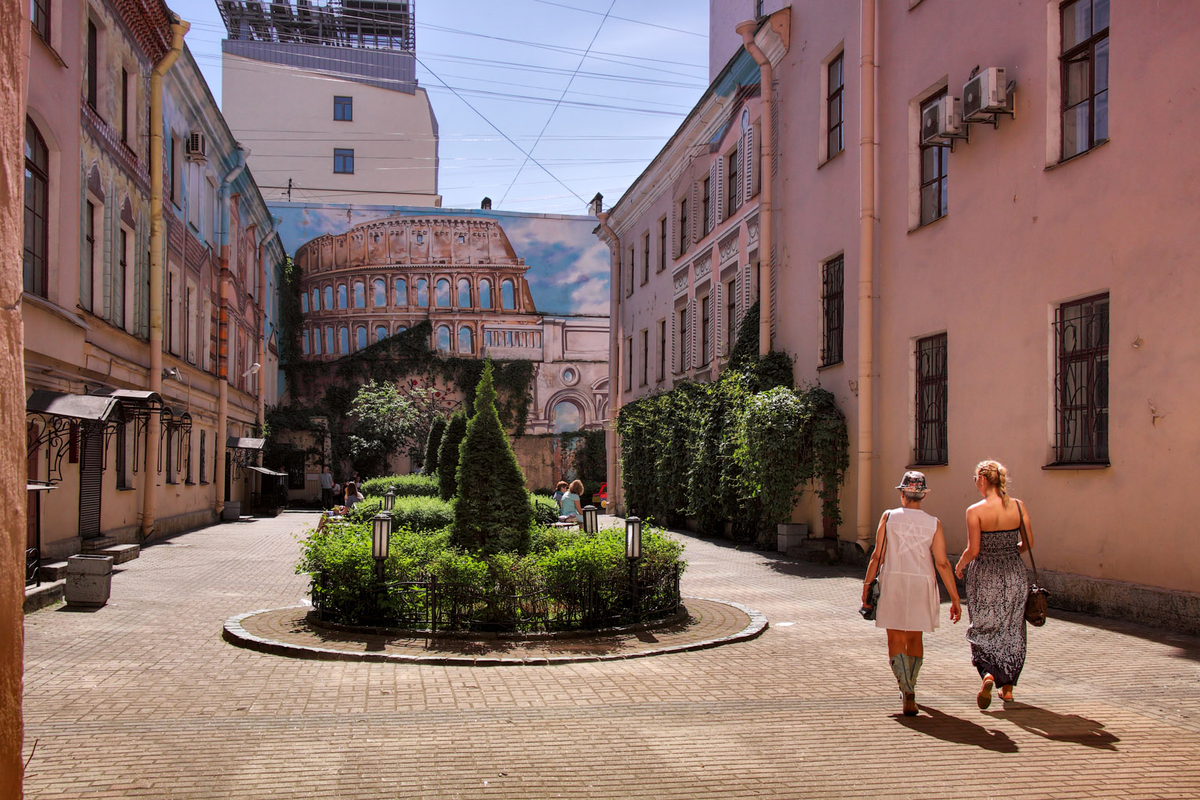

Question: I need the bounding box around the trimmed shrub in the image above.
[452,361,533,554]
[437,410,468,501]
[423,416,447,475]
[531,494,560,526]
[360,474,440,498]
[387,495,455,532]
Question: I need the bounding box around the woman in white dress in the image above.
[861,471,962,716]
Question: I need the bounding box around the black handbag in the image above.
[1017,500,1050,626]
[860,513,889,620]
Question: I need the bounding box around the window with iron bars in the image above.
[914,333,948,465]
[1054,293,1109,464]
[821,255,844,366]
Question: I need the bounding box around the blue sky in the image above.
[171,0,709,215]
[274,203,610,315]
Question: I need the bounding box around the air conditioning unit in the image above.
[962,67,1008,121]
[185,132,207,162]
[920,95,963,146]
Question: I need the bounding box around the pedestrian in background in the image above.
[552,481,568,503]
[862,471,962,716]
[343,481,363,509]
[956,460,1034,708]
[558,479,584,523]
[319,466,334,509]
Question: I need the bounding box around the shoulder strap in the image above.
[878,511,891,567]
[1016,499,1038,581]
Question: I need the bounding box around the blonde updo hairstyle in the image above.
[975,460,1010,506]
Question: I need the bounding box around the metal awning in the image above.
[227,437,265,450]
[26,390,120,422]
[244,465,288,477]
[89,388,163,409]
[26,481,58,492]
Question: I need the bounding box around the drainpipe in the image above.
[596,210,622,515]
[144,15,189,539]
[856,0,878,551]
[256,216,281,430]
[214,146,248,517]
[737,19,775,357]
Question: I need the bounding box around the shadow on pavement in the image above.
[895,704,1019,752]
[984,702,1119,750]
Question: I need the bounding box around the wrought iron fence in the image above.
[312,563,683,633]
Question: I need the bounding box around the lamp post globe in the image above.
[383,486,396,511]
[625,516,642,561]
[582,505,598,534]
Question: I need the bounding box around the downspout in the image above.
[256,216,281,430]
[596,211,622,515]
[214,146,248,517]
[737,20,775,357]
[856,0,878,551]
[144,15,189,539]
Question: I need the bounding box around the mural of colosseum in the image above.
[291,212,609,434]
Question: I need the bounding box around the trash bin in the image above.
[221,500,242,521]
[65,554,114,608]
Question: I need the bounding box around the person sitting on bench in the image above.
[558,479,584,524]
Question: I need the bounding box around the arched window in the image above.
[375,324,388,343]
[323,286,333,311]
[416,278,428,307]
[354,280,365,308]
[435,278,451,307]
[372,278,386,307]
[338,326,349,354]
[457,278,471,308]
[300,292,308,313]
[356,326,367,350]
[501,279,515,310]
[435,324,451,353]
[396,325,408,336]
[312,288,320,312]
[552,400,583,433]
[458,325,473,354]
[325,326,334,354]
[337,284,347,309]
[394,277,407,306]
[302,329,310,354]
[479,278,492,310]
[23,118,49,298]
[312,328,321,355]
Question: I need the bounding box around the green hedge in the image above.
[360,474,440,498]
[531,494,560,526]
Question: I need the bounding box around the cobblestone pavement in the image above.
[21,511,1200,799]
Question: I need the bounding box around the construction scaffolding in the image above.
[217,0,415,51]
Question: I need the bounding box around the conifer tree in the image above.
[452,361,532,554]
[423,415,447,475]
[437,410,467,501]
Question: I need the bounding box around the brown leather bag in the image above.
[1017,500,1049,626]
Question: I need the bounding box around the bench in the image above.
[551,520,579,529]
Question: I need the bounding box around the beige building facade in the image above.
[219,1,440,207]
[603,1,1200,628]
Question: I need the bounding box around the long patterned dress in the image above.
[965,527,1027,686]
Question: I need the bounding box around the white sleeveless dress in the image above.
[874,507,941,632]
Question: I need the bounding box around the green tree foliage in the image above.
[346,380,419,477]
[452,362,534,554]
[423,416,447,474]
[437,410,468,501]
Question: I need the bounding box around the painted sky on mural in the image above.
[271,203,610,316]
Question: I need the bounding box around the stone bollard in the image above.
[65,554,114,608]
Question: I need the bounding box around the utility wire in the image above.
[529,0,707,38]
[499,0,616,206]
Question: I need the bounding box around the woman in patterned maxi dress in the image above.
[862,472,961,717]
[956,460,1036,709]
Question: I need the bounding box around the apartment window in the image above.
[82,200,97,312]
[121,68,130,143]
[677,305,689,372]
[114,228,128,329]
[679,196,689,255]
[334,148,354,174]
[701,177,712,237]
[199,431,207,483]
[333,95,353,121]
[115,422,128,489]
[86,19,98,110]
[165,427,175,484]
[821,256,844,366]
[170,134,180,205]
[625,336,633,388]
[828,53,845,157]
[658,319,666,380]
[31,0,50,41]
[642,233,650,284]
[23,118,49,298]
[626,246,634,297]
[915,333,948,465]
[1061,0,1109,160]
[700,294,712,365]
[726,150,740,217]
[726,278,737,353]
[1054,293,1109,464]
[919,91,949,226]
[658,217,667,272]
[640,329,648,386]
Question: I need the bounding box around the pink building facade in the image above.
[601,1,1200,629]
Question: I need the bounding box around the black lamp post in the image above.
[371,512,392,618]
[383,486,396,512]
[625,516,642,617]
[582,504,598,535]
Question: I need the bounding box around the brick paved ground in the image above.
[21,511,1200,799]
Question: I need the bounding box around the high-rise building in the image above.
[218,0,440,206]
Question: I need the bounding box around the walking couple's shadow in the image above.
[984,701,1119,750]
[895,705,1018,752]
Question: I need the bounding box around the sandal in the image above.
[1000,686,1014,702]
[977,675,994,710]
